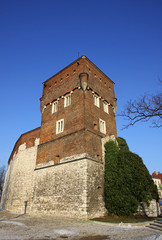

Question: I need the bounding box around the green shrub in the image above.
[104,137,159,216]
[116,137,129,152]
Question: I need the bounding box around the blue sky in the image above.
[0,0,161,174]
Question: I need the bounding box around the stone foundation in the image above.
[1,148,106,219]
[31,154,106,219]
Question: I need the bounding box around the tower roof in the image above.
[43,55,114,85]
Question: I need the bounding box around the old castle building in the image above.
[1,56,117,218]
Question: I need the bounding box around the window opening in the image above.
[52,101,58,114]
[99,119,106,134]
[56,119,64,134]
[103,101,109,114]
[64,94,71,107]
[94,94,100,108]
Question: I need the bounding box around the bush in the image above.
[104,138,159,216]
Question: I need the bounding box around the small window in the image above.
[56,119,64,134]
[64,94,71,107]
[93,122,97,130]
[99,119,106,134]
[94,94,100,108]
[103,101,109,114]
[52,101,58,114]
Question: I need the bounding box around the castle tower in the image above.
[37,55,117,166]
[31,55,117,218]
[1,56,117,218]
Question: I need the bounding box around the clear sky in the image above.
[0,0,161,174]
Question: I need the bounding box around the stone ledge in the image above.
[35,160,54,169]
[35,153,103,170]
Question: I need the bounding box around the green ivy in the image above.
[104,137,159,216]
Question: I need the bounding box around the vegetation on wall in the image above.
[104,137,159,216]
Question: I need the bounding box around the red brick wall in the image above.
[85,90,117,137]
[36,130,86,164]
[40,89,85,144]
[37,56,117,165]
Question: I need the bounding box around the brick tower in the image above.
[1,55,117,218]
[37,55,117,166]
[31,55,117,218]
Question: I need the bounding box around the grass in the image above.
[91,215,159,223]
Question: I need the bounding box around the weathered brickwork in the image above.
[1,56,117,218]
[38,56,117,165]
[37,130,86,164]
[8,127,40,165]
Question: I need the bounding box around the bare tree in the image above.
[0,166,6,200]
[119,82,162,129]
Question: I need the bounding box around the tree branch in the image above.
[118,92,162,129]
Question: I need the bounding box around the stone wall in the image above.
[31,155,106,219]
[0,159,13,210]
[86,159,107,218]
[8,127,40,165]
[137,200,160,217]
[0,138,40,214]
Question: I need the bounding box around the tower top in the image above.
[43,55,114,85]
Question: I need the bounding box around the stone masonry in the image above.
[1,128,40,213]
[1,56,117,218]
